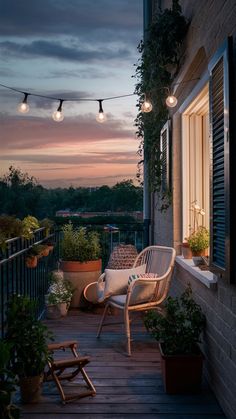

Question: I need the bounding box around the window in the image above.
[182,85,210,239]
[181,38,234,281]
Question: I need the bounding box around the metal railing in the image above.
[0,228,58,337]
[0,222,144,337]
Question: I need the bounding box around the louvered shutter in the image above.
[160,120,171,191]
[209,38,232,278]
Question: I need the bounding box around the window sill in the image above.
[176,256,218,289]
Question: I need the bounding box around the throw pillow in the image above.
[128,273,159,305]
[99,264,146,302]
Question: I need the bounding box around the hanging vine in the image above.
[134,0,188,210]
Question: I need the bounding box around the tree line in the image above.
[0,167,143,219]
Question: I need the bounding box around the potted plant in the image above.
[39,218,54,237]
[144,285,205,394]
[45,270,73,318]
[25,246,39,268]
[0,340,20,418]
[5,295,53,403]
[0,216,23,257]
[182,202,209,260]
[60,222,102,308]
[21,216,40,240]
[187,226,209,257]
[25,244,49,268]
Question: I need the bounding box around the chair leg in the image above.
[124,308,131,356]
[97,303,109,338]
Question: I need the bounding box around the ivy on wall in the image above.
[134,0,188,210]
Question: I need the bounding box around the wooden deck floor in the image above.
[20,309,226,419]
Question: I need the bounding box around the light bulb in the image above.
[18,93,29,113]
[18,102,29,113]
[52,99,64,122]
[96,111,107,123]
[52,110,64,122]
[96,99,107,123]
[141,99,153,113]
[166,95,178,108]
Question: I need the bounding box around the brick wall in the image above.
[151,1,236,417]
[171,265,236,418]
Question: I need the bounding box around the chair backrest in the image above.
[107,244,138,269]
[132,246,176,305]
[133,245,175,276]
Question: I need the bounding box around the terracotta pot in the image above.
[41,247,50,257]
[60,259,102,308]
[159,343,204,394]
[19,374,43,403]
[181,243,192,259]
[57,302,68,316]
[26,256,38,268]
[46,304,61,319]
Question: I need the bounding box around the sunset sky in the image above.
[0,0,142,188]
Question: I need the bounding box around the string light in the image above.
[17,93,30,113]
[96,99,107,123]
[166,94,178,108]
[0,77,199,121]
[52,99,64,122]
[141,94,153,113]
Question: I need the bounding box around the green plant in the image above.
[0,216,23,254]
[5,295,53,378]
[144,285,205,355]
[39,218,54,237]
[0,340,20,419]
[187,227,209,254]
[60,222,101,262]
[46,271,73,305]
[134,0,188,210]
[21,216,39,240]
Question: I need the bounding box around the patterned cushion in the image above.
[100,264,146,302]
[128,273,159,305]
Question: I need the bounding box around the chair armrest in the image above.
[97,272,105,283]
[47,340,78,351]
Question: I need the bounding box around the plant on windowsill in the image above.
[183,201,210,262]
[5,295,53,403]
[60,222,102,308]
[45,270,74,318]
[144,285,205,394]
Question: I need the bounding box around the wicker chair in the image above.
[96,245,176,356]
[83,244,138,304]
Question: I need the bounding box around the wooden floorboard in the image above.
[19,310,226,418]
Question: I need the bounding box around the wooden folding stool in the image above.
[44,340,96,404]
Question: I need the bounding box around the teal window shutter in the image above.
[209,38,232,278]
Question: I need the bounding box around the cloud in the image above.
[0,0,142,39]
[0,113,136,149]
[0,40,132,63]
[0,151,138,165]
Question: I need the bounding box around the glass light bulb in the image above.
[141,100,153,113]
[52,110,64,122]
[96,111,107,123]
[18,102,29,113]
[166,95,178,108]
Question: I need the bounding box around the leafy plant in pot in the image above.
[45,270,74,318]
[144,285,205,394]
[5,295,53,403]
[0,340,20,418]
[60,222,102,308]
